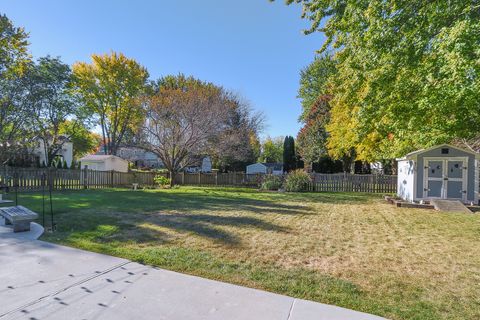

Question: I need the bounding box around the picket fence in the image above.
[0,166,397,193]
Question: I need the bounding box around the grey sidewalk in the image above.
[1,238,385,320]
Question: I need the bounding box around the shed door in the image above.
[424,158,467,201]
[445,160,465,200]
[425,160,444,198]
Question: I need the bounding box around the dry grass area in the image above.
[19,187,480,320]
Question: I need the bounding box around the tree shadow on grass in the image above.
[52,209,290,247]
[18,188,375,220]
[137,212,290,246]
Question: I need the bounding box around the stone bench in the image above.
[0,205,38,232]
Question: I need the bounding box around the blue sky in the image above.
[2,0,324,138]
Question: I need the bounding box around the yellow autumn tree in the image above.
[72,52,148,155]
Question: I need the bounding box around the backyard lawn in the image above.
[15,187,480,320]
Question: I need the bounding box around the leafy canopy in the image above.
[72,52,149,155]
[285,0,480,160]
[0,13,30,78]
[259,136,284,163]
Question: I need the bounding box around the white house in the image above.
[33,137,73,168]
[397,144,479,204]
[97,146,163,169]
[79,155,129,173]
[246,163,284,175]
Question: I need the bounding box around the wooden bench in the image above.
[0,206,38,232]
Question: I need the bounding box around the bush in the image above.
[284,169,311,192]
[260,174,283,190]
[154,174,171,188]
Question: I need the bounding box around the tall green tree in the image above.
[282,136,296,172]
[297,95,330,165]
[26,56,86,166]
[298,53,336,121]
[72,52,149,155]
[0,14,32,164]
[259,136,283,163]
[284,0,480,161]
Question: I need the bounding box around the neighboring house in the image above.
[116,147,163,169]
[32,137,73,168]
[397,144,479,204]
[79,155,129,173]
[246,163,284,175]
[184,156,212,173]
[96,145,163,169]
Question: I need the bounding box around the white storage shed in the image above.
[246,163,283,175]
[397,144,479,204]
[79,155,129,173]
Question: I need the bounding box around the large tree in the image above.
[210,93,264,171]
[72,52,149,155]
[140,75,231,182]
[145,74,263,174]
[284,0,480,161]
[25,56,87,166]
[259,136,284,163]
[0,14,32,164]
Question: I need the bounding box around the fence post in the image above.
[111,170,114,188]
[198,172,201,185]
[181,172,185,185]
[215,171,218,185]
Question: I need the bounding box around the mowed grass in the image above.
[14,187,480,320]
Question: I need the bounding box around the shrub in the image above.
[154,174,171,188]
[260,174,283,190]
[284,169,311,192]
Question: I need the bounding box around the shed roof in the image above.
[398,144,480,161]
[261,163,283,170]
[80,155,126,162]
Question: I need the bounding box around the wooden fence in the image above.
[0,167,156,192]
[0,166,397,193]
[308,173,397,193]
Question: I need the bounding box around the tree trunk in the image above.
[169,170,175,187]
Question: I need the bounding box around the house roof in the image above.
[398,144,480,161]
[79,155,126,162]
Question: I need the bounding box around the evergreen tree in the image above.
[283,136,296,172]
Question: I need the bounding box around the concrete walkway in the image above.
[1,231,385,319]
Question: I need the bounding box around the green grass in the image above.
[11,187,480,320]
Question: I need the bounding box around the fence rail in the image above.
[0,166,397,193]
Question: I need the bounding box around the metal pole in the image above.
[42,172,46,227]
[14,171,18,206]
[48,170,54,231]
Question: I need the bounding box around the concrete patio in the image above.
[0,224,385,320]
